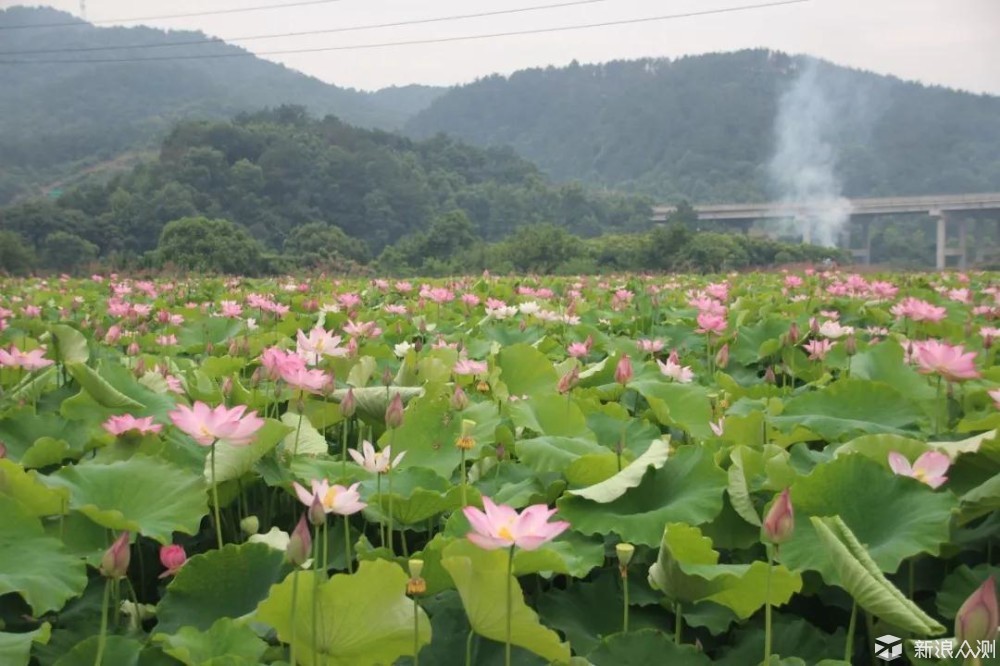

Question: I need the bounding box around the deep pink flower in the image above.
[912,340,980,382]
[158,544,187,578]
[696,312,727,336]
[168,402,264,447]
[888,451,950,489]
[103,414,163,437]
[463,497,569,551]
[280,365,331,394]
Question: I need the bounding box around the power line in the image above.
[0,0,614,56]
[0,0,348,30]
[0,0,811,65]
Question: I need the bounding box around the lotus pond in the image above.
[0,271,998,665]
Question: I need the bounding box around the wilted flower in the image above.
[463,497,570,551]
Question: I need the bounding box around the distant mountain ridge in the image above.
[0,6,443,203]
[405,50,1000,202]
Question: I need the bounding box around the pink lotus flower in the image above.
[103,414,163,437]
[657,358,694,383]
[280,365,331,394]
[709,419,725,437]
[803,339,834,361]
[888,451,950,489]
[891,297,947,323]
[463,497,569,551]
[696,312,727,336]
[912,340,980,382]
[349,440,405,474]
[0,346,54,370]
[260,347,305,381]
[168,402,264,447]
[955,576,998,645]
[158,544,187,579]
[637,338,665,354]
[454,358,488,376]
[292,479,367,516]
[296,326,346,365]
[990,389,1000,410]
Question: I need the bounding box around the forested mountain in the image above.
[0,106,653,272]
[0,6,443,204]
[406,50,1000,202]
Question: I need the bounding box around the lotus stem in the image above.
[290,571,300,666]
[343,515,352,574]
[674,601,682,644]
[506,545,515,666]
[413,596,420,666]
[460,448,468,507]
[340,419,349,477]
[465,629,475,666]
[622,567,630,633]
[293,409,303,458]
[388,429,396,554]
[764,552,773,664]
[94,578,111,666]
[376,473,384,549]
[211,441,224,550]
[845,601,858,662]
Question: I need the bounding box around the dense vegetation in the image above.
[0,6,442,204]
[407,50,1000,201]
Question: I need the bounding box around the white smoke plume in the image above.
[768,59,852,247]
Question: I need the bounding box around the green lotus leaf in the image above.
[0,458,69,516]
[0,409,90,463]
[536,574,664,654]
[178,317,244,350]
[780,454,957,581]
[207,419,292,485]
[383,390,498,479]
[497,343,558,397]
[568,439,671,503]
[440,540,570,664]
[65,362,178,420]
[48,323,90,364]
[3,366,57,407]
[729,316,791,365]
[199,355,246,379]
[850,340,937,408]
[281,410,329,458]
[715,615,847,666]
[0,623,50,666]
[155,618,267,665]
[648,522,801,618]
[809,516,945,635]
[53,635,143,666]
[727,446,762,526]
[47,456,208,543]
[771,380,924,441]
[66,362,143,409]
[631,380,714,439]
[557,445,727,546]
[587,628,711,666]
[255,561,431,666]
[935,564,1000,620]
[376,485,474,526]
[515,436,607,474]
[157,542,288,634]
[510,394,592,437]
[512,530,604,578]
[0,496,87,615]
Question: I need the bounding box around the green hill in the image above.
[0,6,443,204]
[405,50,1000,202]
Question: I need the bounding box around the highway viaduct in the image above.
[652,193,1000,269]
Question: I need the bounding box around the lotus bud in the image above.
[456,419,477,451]
[221,377,233,398]
[557,366,580,394]
[715,343,729,369]
[668,349,680,365]
[450,385,469,411]
[495,442,506,461]
[787,322,800,345]
[845,334,857,357]
[764,366,777,384]
[762,488,794,546]
[286,515,312,567]
[308,495,326,526]
[250,367,262,389]
[100,531,131,579]
[385,392,405,429]
[240,515,260,535]
[616,542,635,571]
[228,339,240,356]
[204,341,214,355]
[346,337,358,357]
[809,317,819,335]
[615,355,633,386]
[382,367,394,388]
[955,575,998,645]
[341,388,357,418]
[158,544,187,579]
[0,441,6,458]
[127,342,141,356]
[413,338,423,353]
[133,357,146,379]
[407,558,427,596]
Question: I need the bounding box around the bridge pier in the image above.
[933,211,969,270]
[848,219,872,266]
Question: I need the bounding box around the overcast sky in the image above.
[12,0,1000,94]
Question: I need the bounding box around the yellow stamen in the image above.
[323,487,338,509]
[497,525,514,542]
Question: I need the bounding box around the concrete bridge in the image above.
[652,193,1000,269]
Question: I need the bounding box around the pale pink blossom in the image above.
[454,358,488,376]
[803,339,834,361]
[912,340,980,382]
[696,312,727,336]
[888,451,950,489]
[0,346,54,370]
[657,358,694,383]
[348,440,405,474]
[168,402,264,447]
[103,415,163,437]
[891,297,947,323]
[292,479,366,516]
[463,497,569,551]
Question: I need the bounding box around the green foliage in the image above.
[156,216,264,275]
[0,229,36,274]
